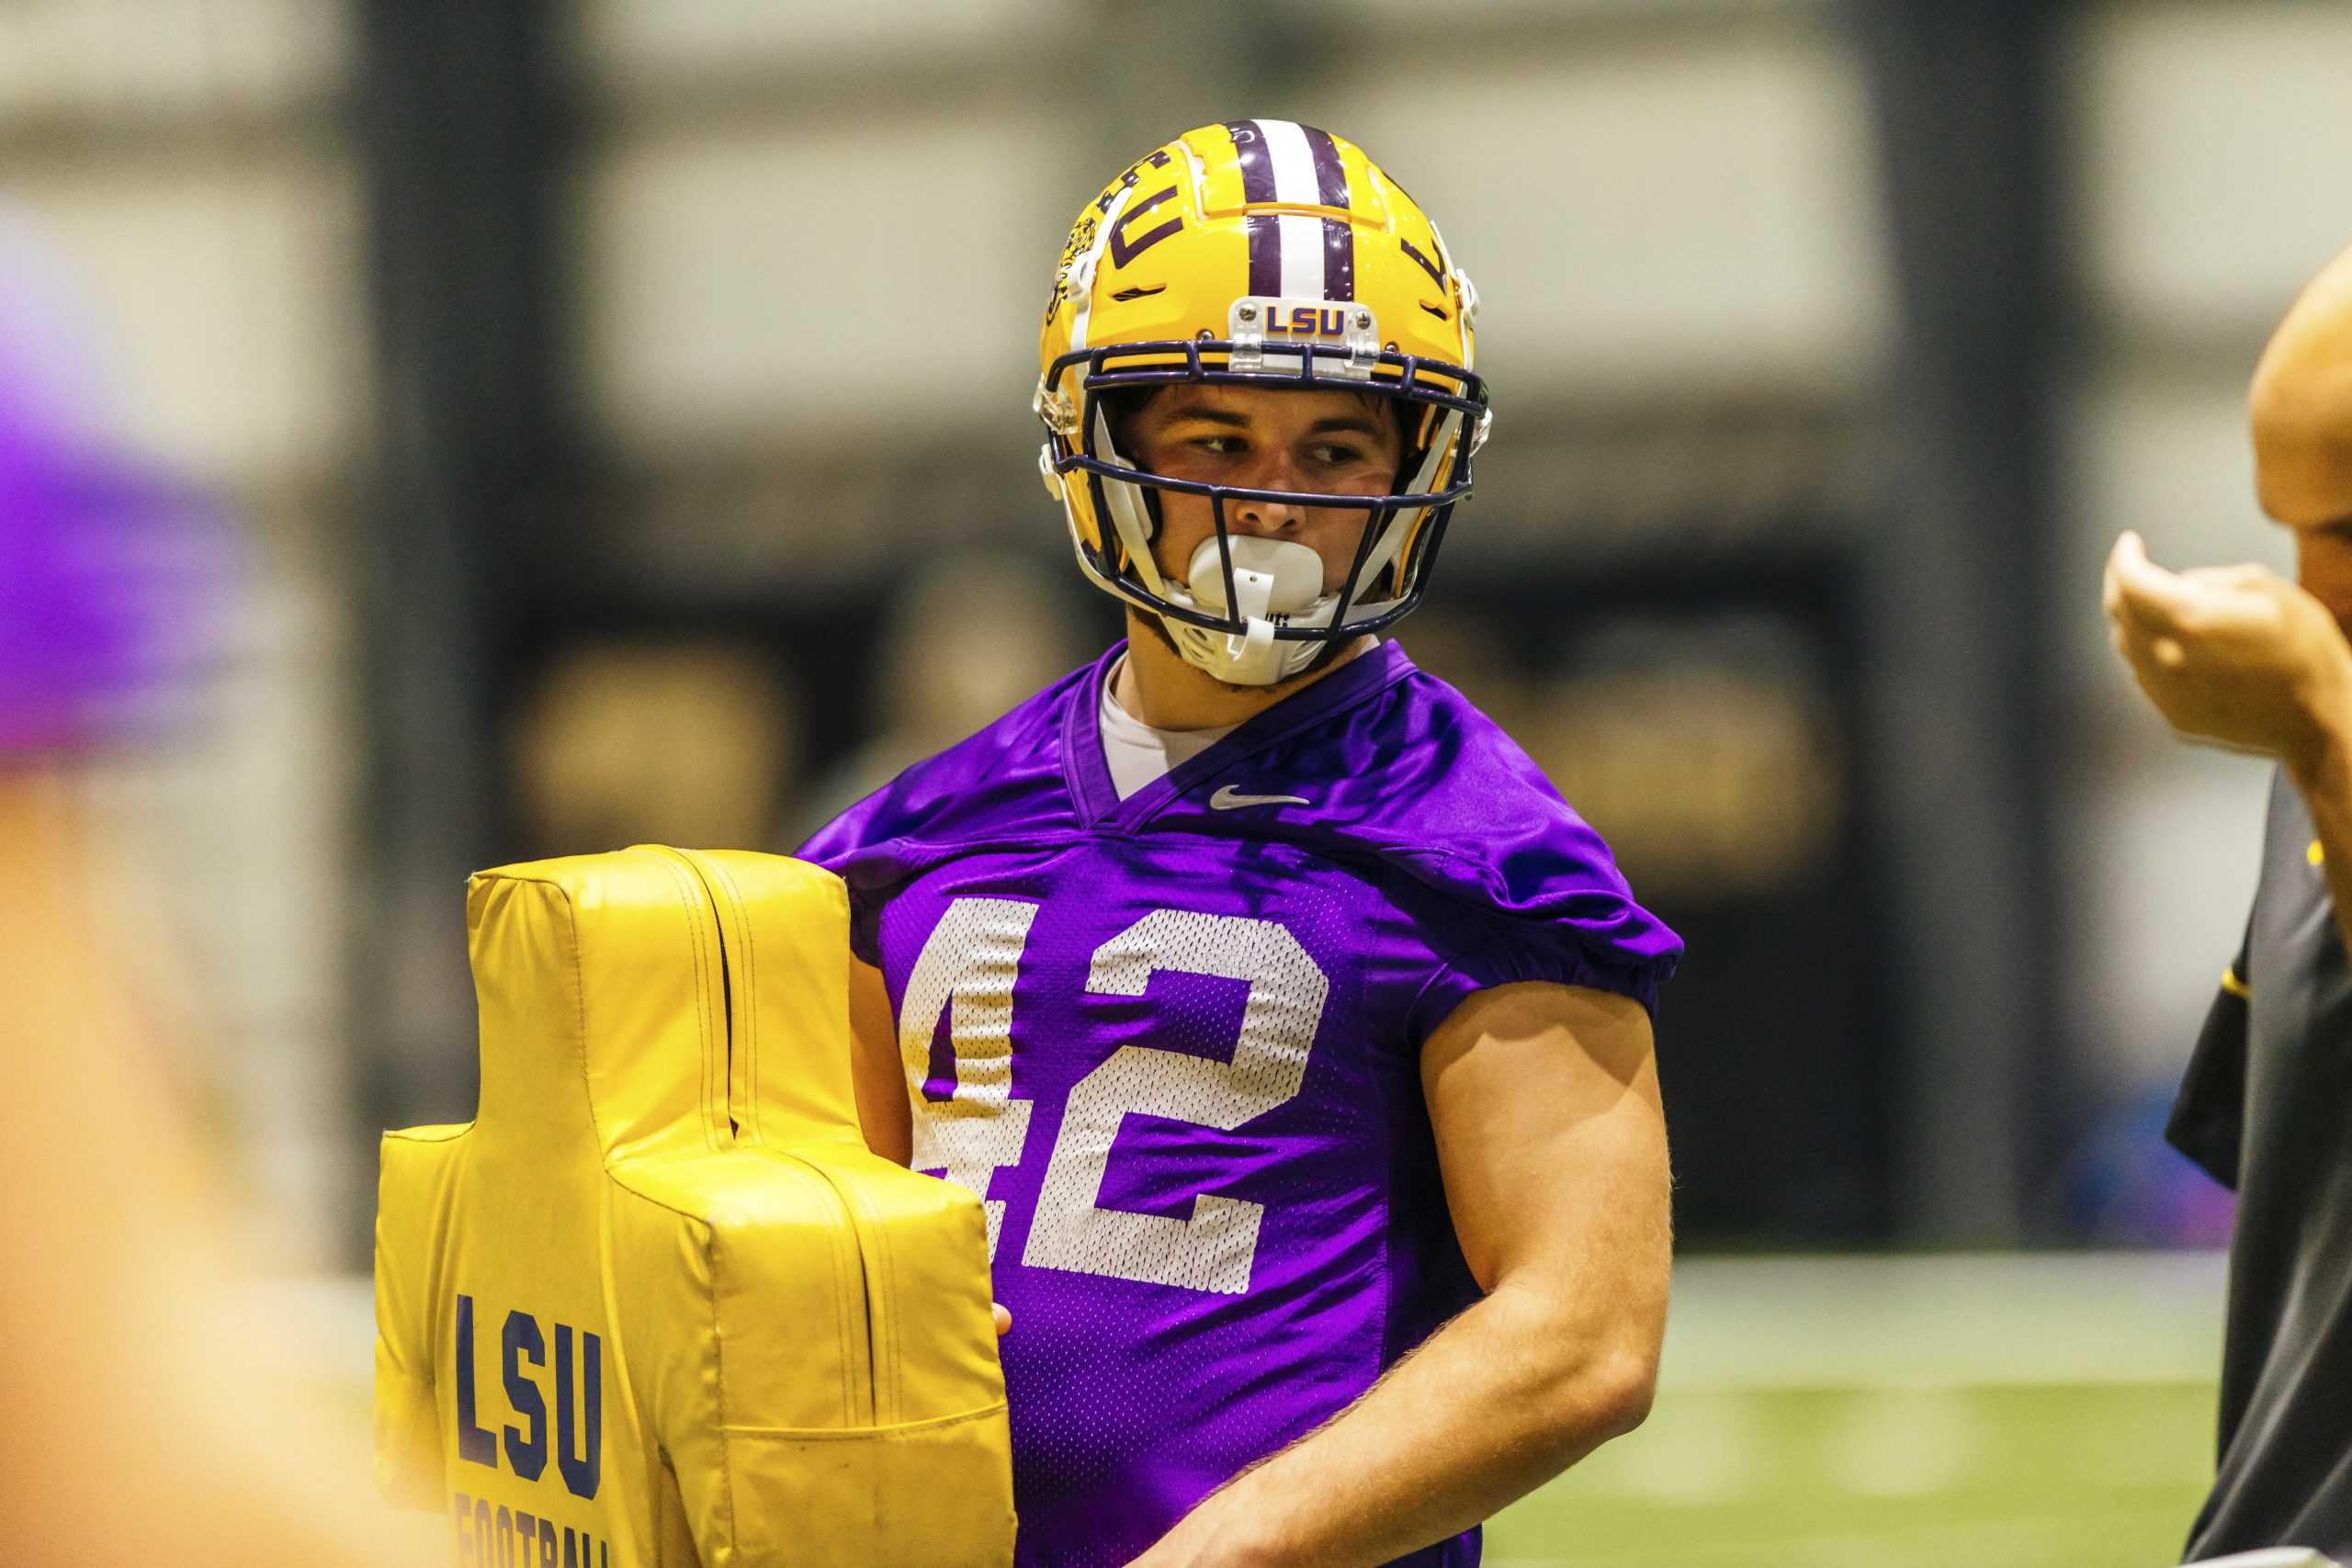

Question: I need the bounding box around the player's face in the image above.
[1121,385,1407,595]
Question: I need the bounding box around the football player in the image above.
[800,121,1680,1568]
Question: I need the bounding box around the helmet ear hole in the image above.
[1088,401,1169,595]
[1092,387,1161,541]
[1093,387,1151,462]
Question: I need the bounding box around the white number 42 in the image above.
[895,898,1329,1296]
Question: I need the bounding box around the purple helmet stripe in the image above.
[1321,217,1354,302]
[1227,120,1283,299]
[1225,119,1277,203]
[1300,126,1353,299]
[1302,125,1350,209]
[1244,214,1283,299]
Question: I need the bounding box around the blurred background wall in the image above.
[10,0,2347,1274]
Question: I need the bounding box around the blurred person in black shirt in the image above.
[2104,241,2352,1568]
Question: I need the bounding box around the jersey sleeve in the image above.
[793,761,1005,968]
[796,787,904,969]
[1406,897,1680,1044]
[1395,812,1684,1044]
[2165,919,2252,1190]
[1327,671,1683,1042]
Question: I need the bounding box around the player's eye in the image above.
[1191,434,1247,457]
[1307,442,1365,467]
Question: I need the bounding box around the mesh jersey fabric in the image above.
[2171,771,2352,1562]
[798,637,1679,1568]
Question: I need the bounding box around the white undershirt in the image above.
[1098,658,1238,800]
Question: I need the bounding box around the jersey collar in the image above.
[1059,637,1418,830]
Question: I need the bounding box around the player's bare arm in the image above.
[1125,982,1669,1568]
[848,954,913,1164]
[851,955,1014,1337]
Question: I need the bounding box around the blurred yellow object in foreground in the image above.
[374,847,1014,1567]
[0,775,445,1566]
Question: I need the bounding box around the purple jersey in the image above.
[0,228,220,761]
[799,639,1679,1568]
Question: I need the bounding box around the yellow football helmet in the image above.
[1035,119,1491,685]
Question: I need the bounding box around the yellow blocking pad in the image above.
[374,847,1015,1567]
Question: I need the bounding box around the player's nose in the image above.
[1231,448,1306,533]
[1229,500,1303,535]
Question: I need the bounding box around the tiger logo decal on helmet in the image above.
[1035,119,1491,686]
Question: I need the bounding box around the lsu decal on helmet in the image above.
[1035,119,1491,686]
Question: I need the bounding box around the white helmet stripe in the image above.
[1275,213,1323,299]
[1257,118,1321,204]
[1256,119,1330,299]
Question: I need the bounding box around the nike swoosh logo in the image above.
[1209,784,1310,810]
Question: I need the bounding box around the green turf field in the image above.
[1487,1255,2223,1567]
[1489,1380,2211,1566]
[274,1250,2228,1563]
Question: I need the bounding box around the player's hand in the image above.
[2103,529,2352,769]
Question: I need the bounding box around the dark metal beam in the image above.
[1847,0,2077,1242]
[348,0,575,1177]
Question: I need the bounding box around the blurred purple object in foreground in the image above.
[0,209,225,760]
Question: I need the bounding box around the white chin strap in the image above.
[1161,536,1369,686]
